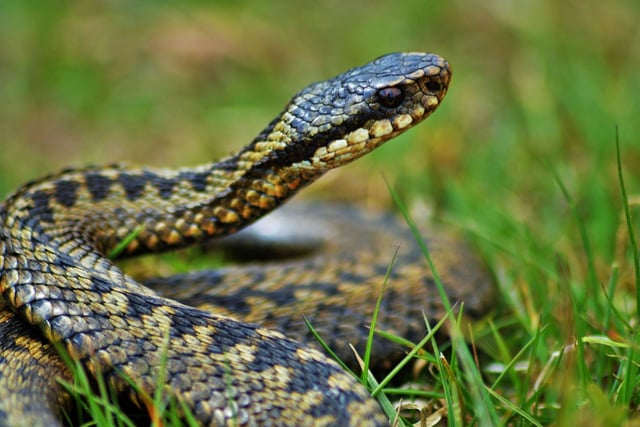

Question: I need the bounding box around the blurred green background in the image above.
[1,0,640,423]
[1,1,638,254]
[2,0,638,206]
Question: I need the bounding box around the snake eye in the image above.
[377,87,404,108]
[424,80,443,93]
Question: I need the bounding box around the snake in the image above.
[0,52,495,426]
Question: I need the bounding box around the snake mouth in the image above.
[304,90,447,170]
[305,111,429,170]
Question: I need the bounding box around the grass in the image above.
[2,0,640,426]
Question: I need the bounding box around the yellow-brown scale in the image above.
[149,203,496,374]
[0,53,479,426]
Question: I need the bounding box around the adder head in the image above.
[239,52,452,174]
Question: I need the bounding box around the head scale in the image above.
[244,52,451,174]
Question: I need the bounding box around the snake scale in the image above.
[0,52,496,426]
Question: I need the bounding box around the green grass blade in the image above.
[485,386,543,427]
[385,181,500,425]
[353,354,404,425]
[490,324,548,390]
[303,316,356,377]
[373,329,439,364]
[615,129,640,315]
[370,310,449,397]
[384,177,451,313]
[362,245,399,384]
[56,344,137,427]
[549,164,591,389]
[619,331,640,411]
[107,226,144,259]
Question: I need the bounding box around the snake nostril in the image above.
[424,80,443,93]
[377,87,404,108]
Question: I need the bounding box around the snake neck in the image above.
[2,150,321,259]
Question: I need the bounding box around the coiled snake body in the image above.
[0,53,495,426]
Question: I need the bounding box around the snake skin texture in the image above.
[146,202,495,374]
[0,53,490,426]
